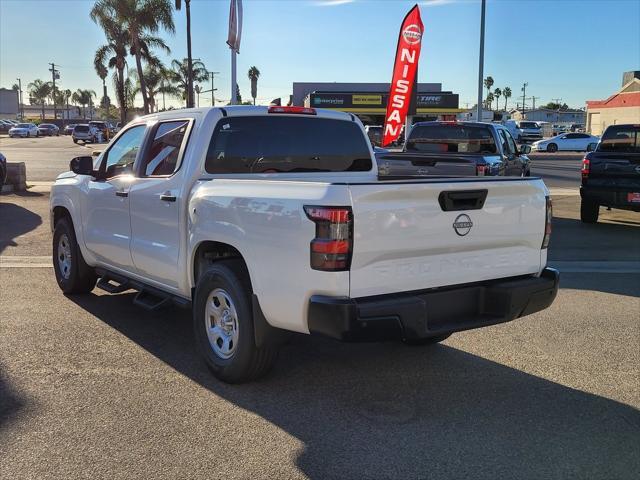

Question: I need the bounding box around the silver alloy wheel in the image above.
[57,234,72,280]
[205,288,239,359]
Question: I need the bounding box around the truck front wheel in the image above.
[193,260,279,383]
[52,217,97,294]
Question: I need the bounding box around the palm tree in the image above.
[486,92,495,111]
[28,79,52,120]
[130,63,178,113]
[72,89,96,119]
[493,88,502,111]
[483,76,494,107]
[175,0,194,108]
[91,0,175,115]
[247,66,261,106]
[169,58,209,106]
[503,87,512,111]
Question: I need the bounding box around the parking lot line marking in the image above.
[0,256,52,268]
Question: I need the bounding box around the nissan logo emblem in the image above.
[402,24,423,45]
[453,214,473,236]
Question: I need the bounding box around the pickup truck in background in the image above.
[402,121,532,177]
[505,120,543,143]
[50,106,558,383]
[580,124,640,223]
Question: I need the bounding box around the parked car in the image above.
[532,132,600,152]
[365,125,383,147]
[0,152,6,191]
[552,124,569,136]
[8,122,39,138]
[50,105,558,383]
[0,120,13,133]
[64,124,77,135]
[38,123,60,136]
[403,121,531,176]
[580,124,640,223]
[88,121,109,141]
[569,124,585,133]
[72,124,99,144]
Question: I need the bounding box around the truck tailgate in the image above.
[348,179,546,298]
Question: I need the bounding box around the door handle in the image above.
[160,194,176,202]
[115,190,128,198]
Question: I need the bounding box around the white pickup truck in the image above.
[50,106,558,383]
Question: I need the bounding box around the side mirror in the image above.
[519,144,532,155]
[70,156,94,176]
[587,143,597,152]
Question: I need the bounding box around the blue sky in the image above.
[1,0,638,109]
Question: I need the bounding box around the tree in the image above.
[493,87,502,111]
[247,66,261,105]
[503,87,512,111]
[72,89,96,119]
[11,83,19,91]
[130,63,178,113]
[542,102,569,111]
[168,58,209,106]
[28,79,52,120]
[91,0,175,115]
[483,76,494,105]
[175,0,194,108]
[486,92,495,111]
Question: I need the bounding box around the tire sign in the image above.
[382,5,424,147]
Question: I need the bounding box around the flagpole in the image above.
[231,49,237,105]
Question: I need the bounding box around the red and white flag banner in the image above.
[227,0,243,53]
[382,4,424,147]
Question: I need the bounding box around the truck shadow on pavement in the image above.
[0,200,42,254]
[70,293,640,479]
[0,366,27,436]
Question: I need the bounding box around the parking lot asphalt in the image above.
[1,139,639,479]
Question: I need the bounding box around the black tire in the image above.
[52,216,97,294]
[546,143,558,153]
[193,260,279,383]
[580,198,599,223]
[73,139,78,144]
[403,333,452,346]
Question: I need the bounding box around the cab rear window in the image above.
[599,126,640,153]
[205,116,372,174]
[406,124,497,154]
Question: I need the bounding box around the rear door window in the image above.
[406,124,497,154]
[205,116,372,174]
[139,120,190,176]
[598,126,640,153]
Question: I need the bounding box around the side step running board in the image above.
[94,268,191,310]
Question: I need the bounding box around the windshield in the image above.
[598,125,640,153]
[406,124,497,154]
[519,122,539,129]
[17,123,31,128]
[205,116,372,173]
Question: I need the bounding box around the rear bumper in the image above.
[581,185,640,210]
[308,268,559,342]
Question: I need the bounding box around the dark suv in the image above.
[580,124,640,223]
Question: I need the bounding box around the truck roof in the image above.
[411,120,498,128]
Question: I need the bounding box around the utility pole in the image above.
[161,80,166,111]
[531,95,539,111]
[16,78,24,120]
[49,63,60,120]
[552,97,562,124]
[209,71,219,106]
[476,0,486,122]
[521,82,528,117]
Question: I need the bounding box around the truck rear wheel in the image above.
[52,217,97,294]
[193,260,278,383]
[580,199,599,223]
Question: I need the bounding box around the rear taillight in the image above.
[304,206,353,271]
[581,157,590,182]
[542,196,552,249]
[268,106,316,115]
[477,165,486,176]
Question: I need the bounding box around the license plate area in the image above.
[627,192,640,203]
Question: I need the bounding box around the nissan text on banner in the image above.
[382,4,424,147]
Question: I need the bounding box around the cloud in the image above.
[313,0,355,6]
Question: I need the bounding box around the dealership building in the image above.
[586,71,640,136]
[292,82,465,125]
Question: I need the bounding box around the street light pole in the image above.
[49,63,59,120]
[16,78,24,120]
[521,82,528,117]
[476,0,486,122]
[209,71,219,106]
